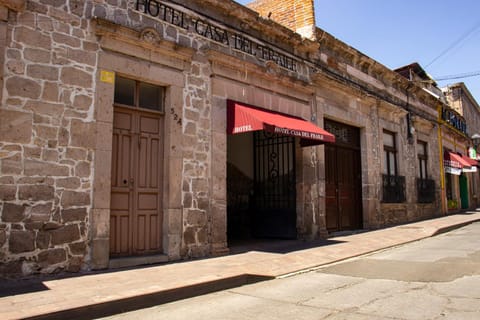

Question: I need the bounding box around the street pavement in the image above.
[1,211,480,319]
[99,221,480,320]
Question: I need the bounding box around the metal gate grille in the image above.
[253,131,296,238]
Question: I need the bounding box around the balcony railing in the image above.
[417,178,436,203]
[382,174,406,203]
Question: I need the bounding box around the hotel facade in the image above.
[0,0,478,276]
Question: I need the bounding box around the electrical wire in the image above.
[435,70,480,81]
[425,19,480,68]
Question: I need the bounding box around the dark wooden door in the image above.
[325,120,362,232]
[110,107,164,256]
[252,131,296,239]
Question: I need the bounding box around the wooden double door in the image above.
[325,120,363,232]
[110,107,164,257]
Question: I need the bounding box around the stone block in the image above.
[94,77,114,123]
[186,209,207,226]
[211,202,226,236]
[6,76,42,99]
[166,209,182,235]
[60,66,92,88]
[92,150,112,209]
[75,161,91,178]
[25,100,63,117]
[35,125,58,140]
[95,121,112,151]
[192,178,208,193]
[70,119,95,149]
[24,159,69,176]
[66,147,87,161]
[66,256,83,272]
[18,185,54,201]
[61,207,87,223]
[14,26,51,49]
[35,231,51,249]
[9,230,35,253]
[90,238,109,270]
[25,221,44,231]
[166,157,183,207]
[50,224,81,245]
[0,184,16,201]
[24,47,51,63]
[197,197,209,211]
[6,59,25,74]
[56,177,81,189]
[43,221,62,231]
[67,47,96,66]
[42,81,60,102]
[26,64,59,81]
[165,234,181,259]
[1,154,22,174]
[0,230,6,247]
[91,209,109,238]
[68,241,86,256]
[0,109,33,143]
[61,190,91,207]
[1,203,25,222]
[42,149,59,162]
[53,32,81,48]
[73,94,93,111]
[37,248,66,267]
[31,203,52,216]
[197,227,208,244]
[184,226,196,245]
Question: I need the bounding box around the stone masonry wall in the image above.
[0,0,122,277]
[181,50,213,258]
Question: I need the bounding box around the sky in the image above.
[235,0,480,103]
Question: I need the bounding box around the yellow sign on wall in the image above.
[100,70,115,84]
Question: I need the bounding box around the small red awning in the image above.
[461,154,478,167]
[226,100,335,146]
[444,151,473,168]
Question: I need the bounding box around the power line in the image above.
[435,70,480,81]
[425,20,480,68]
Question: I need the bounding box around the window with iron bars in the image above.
[417,141,435,203]
[382,131,406,203]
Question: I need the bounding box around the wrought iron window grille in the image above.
[417,178,436,203]
[382,174,406,203]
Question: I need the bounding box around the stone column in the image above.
[90,68,115,270]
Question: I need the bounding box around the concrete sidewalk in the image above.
[1,212,480,320]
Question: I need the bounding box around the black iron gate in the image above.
[252,131,296,239]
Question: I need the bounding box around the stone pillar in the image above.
[90,68,115,270]
[211,97,228,256]
[164,85,185,260]
[180,51,215,258]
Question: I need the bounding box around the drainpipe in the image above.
[437,104,446,214]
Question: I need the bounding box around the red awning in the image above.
[461,154,478,167]
[444,151,473,168]
[227,100,335,146]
